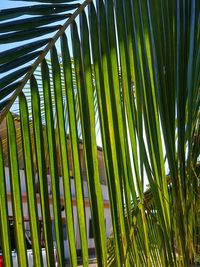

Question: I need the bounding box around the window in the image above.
[62,223,67,241]
[89,218,106,239]
[89,219,93,239]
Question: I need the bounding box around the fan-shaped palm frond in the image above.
[0,0,199,267]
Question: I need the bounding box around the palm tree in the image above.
[0,0,199,266]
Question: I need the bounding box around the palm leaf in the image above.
[0,0,199,266]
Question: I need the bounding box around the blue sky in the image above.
[0,0,77,49]
[0,0,38,53]
[1,0,29,9]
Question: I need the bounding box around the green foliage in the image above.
[0,0,199,266]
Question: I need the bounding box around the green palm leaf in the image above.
[0,0,199,266]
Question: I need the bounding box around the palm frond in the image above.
[0,0,199,266]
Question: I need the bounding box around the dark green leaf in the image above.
[0,15,71,33]
[0,67,29,88]
[0,82,21,101]
[0,25,61,43]
[0,99,10,110]
[0,39,49,64]
[0,51,41,73]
